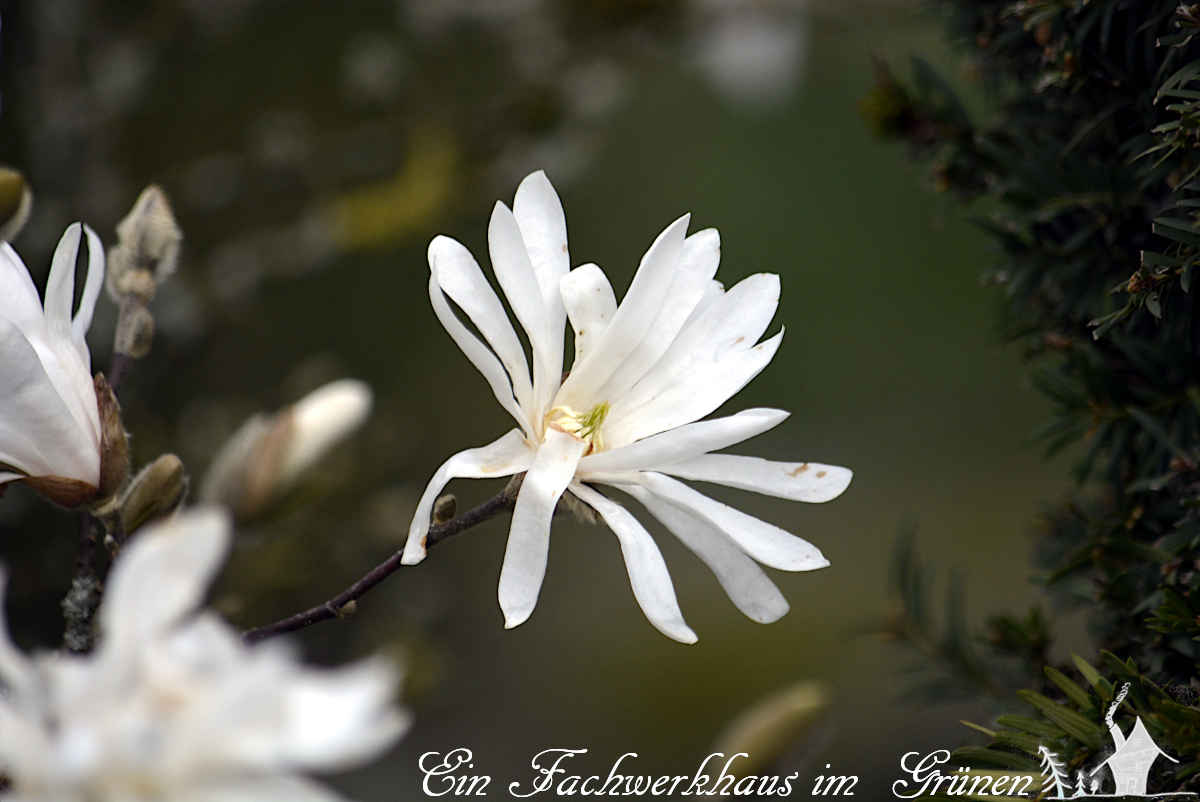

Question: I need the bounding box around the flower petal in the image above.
[622,483,788,623]
[596,228,720,400]
[278,657,409,771]
[579,407,788,474]
[403,429,532,565]
[43,223,81,340]
[430,235,533,415]
[606,328,784,447]
[0,243,47,337]
[658,455,852,503]
[0,570,37,700]
[488,201,563,420]
[604,273,782,446]
[69,224,105,368]
[571,482,697,643]
[513,170,570,309]
[555,214,690,410]
[428,271,530,435]
[498,428,587,628]
[636,472,828,572]
[0,318,98,483]
[560,263,617,366]
[100,507,232,655]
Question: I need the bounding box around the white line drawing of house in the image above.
[1089,714,1177,796]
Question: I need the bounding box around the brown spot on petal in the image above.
[561,243,568,253]
[789,463,810,476]
[816,470,827,478]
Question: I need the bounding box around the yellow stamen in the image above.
[546,401,611,452]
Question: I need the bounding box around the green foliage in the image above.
[872,0,1200,794]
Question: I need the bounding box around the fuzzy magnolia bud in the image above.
[199,380,373,521]
[0,167,32,242]
[711,682,828,777]
[108,185,181,294]
[113,300,155,358]
[119,453,188,535]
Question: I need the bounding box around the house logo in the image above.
[1037,682,1193,799]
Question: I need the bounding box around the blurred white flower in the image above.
[0,224,105,506]
[0,508,408,802]
[693,6,808,107]
[404,170,851,643]
[199,379,373,520]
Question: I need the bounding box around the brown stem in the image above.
[242,482,521,644]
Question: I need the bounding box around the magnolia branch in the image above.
[242,481,522,644]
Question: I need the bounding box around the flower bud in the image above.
[199,380,373,521]
[433,493,456,524]
[107,185,182,297]
[119,453,188,535]
[113,299,155,358]
[712,681,829,776]
[0,167,32,242]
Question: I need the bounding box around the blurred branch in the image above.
[61,513,104,653]
[242,478,522,644]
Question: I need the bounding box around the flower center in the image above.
[546,401,611,452]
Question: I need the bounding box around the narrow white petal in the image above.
[430,235,533,414]
[555,215,690,408]
[43,223,82,339]
[613,272,780,420]
[571,482,697,643]
[0,318,98,483]
[637,472,828,572]
[513,170,570,308]
[69,225,105,366]
[659,455,852,503]
[607,329,784,446]
[560,263,617,366]
[488,202,562,420]
[0,243,47,336]
[498,428,586,628]
[579,407,788,474]
[280,657,409,770]
[623,483,788,623]
[596,228,720,400]
[513,173,570,419]
[403,429,533,564]
[428,271,530,435]
[101,507,232,652]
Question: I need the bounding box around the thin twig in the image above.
[242,484,520,644]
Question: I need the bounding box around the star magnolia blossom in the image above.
[0,224,104,502]
[404,171,852,643]
[0,508,408,802]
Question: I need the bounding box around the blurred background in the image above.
[0,0,1080,797]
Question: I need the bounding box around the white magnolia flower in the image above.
[404,170,851,643]
[0,508,408,802]
[0,224,107,506]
